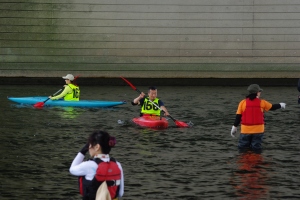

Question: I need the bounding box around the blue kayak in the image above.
[8,96,126,108]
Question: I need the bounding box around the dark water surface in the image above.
[0,85,299,200]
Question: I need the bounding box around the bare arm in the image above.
[160,106,170,116]
[132,92,145,105]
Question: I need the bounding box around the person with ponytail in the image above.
[50,74,80,101]
[70,130,124,200]
[230,84,286,151]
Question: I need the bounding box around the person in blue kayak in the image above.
[50,74,80,101]
[69,130,124,200]
[132,86,170,117]
[230,84,286,151]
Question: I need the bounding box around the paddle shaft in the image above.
[44,89,63,103]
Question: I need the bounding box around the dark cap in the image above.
[247,84,263,94]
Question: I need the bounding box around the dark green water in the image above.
[0,85,299,200]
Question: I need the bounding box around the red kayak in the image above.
[132,115,168,129]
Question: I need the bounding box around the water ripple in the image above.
[0,85,299,199]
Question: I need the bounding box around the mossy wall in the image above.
[0,0,299,79]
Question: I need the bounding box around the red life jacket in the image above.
[78,157,121,200]
[241,98,264,125]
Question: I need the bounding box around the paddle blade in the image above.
[120,76,137,90]
[33,102,44,108]
[175,120,191,128]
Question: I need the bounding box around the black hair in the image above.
[88,130,116,154]
[246,93,257,100]
[148,86,157,91]
[71,76,79,86]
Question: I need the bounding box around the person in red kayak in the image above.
[230,84,286,151]
[69,130,124,200]
[50,74,80,101]
[132,86,170,117]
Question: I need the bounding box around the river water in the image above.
[0,85,299,200]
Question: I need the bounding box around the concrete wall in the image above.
[0,0,299,79]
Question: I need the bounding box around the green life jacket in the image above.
[141,97,160,116]
[64,84,80,101]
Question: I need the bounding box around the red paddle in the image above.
[33,89,62,108]
[120,76,191,128]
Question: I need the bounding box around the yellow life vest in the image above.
[141,98,160,116]
[64,84,80,101]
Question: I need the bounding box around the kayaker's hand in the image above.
[48,96,52,98]
[164,111,170,116]
[139,92,145,99]
[133,92,145,104]
[80,143,89,155]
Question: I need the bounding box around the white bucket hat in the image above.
[62,74,74,81]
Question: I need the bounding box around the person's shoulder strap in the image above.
[94,157,116,164]
[157,98,164,106]
[140,97,146,105]
[66,84,73,91]
[94,158,103,164]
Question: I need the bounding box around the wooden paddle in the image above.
[33,89,63,108]
[120,76,190,128]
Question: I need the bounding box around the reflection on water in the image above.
[0,85,299,199]
[231,151,269,200]
[57,107,84,119]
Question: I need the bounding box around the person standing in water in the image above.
[230,84,286,151]
[132,86,170,117]
[50,74,80,101]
